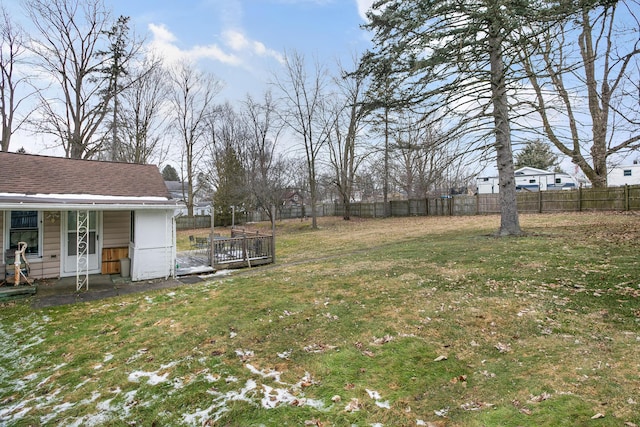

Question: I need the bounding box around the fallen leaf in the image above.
[344,398,361,412]
[434,355,448,362]
[450,375,467,384]
[529,392,552,403]
[461,401,494,411]
[591,413,605,419]
[495,342,511,353]
[371,335,394,345]
[434,407,449,417]
[331,395,341,402]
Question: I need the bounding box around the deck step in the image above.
[0,285,37,301]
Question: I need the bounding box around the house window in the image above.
[7,211,41,255]
[555,178,562,184]
[66,211,97,256]
[624,169,632,177]
[529,179,536,183]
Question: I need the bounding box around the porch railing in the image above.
[211,228,274,269]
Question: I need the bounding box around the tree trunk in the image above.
[489,30,522,236]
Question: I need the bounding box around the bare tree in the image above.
[273,50,332,229]
[24,0,129,158]
[518,1,640,187]
[116,55,169,164]
[389,111,449,198]
[204,103,250,225]
[241,91,287,221]
[97,15,144,161]
[326,56,371,220]
[0,6,32,152]
[169,61,222,216]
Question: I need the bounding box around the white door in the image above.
[62,211,101,275]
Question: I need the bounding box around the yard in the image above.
[1,213,639,426]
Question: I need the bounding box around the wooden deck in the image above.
[0,284,37,302]
[211,228,275,270]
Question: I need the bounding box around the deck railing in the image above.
[211,228,274,269]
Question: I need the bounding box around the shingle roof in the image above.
[0,152,172,199]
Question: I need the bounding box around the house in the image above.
[608,163,640,186]
[165,180,187,202]
[1,152,183,286]
[477,167,578,194]
[282,189,303,208]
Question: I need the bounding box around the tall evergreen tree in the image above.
[162,164,179,181]
[515,140,559,171]
[360,0,591,235]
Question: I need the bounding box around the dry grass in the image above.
[2,212,639,426]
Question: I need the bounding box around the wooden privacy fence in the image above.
[241,185,640,223]
[176,215,212,230]
[211,227,274,270]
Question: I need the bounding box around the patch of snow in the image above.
[205,373,221,382]
[182,379,258,426]
[277,350,292,359]
[375,400,391,409]
[235,349,254,360]
[245,364,284,383]
[40,402,75,424]
[127,362,177,385]
[366,389,382,400]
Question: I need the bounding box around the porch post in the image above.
[76,210,90,291]
[209,201,215,267]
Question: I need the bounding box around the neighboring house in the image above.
[608,163,640,186]
[477,167,578,194]
[1,152,183,284]
[282,189,303,208]
[165,180,187,202]
[165,181,212,216]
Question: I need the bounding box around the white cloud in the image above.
[147,24,283,67]
[147,23,240,66]
[355,0,375,20]
[222,29,285,64]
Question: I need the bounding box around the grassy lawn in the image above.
[1,212,639,426]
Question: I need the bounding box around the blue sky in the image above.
[112,0,375,103]
[5,0,376,154]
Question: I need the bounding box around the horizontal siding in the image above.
[103,211,131,248]
[38,216,62,279]
[2,210,133,281]
[2,211,61,280]
[0,211,4,278]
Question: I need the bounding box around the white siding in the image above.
[130,210,175,281]
[608,165,640,186]
[103,211,130,247]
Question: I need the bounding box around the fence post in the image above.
[625,185,630,211]
[271,205,276,264]
[578,187,582,212]
[538,190,543,213]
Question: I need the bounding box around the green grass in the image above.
[1,212,639,426]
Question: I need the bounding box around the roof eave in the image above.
[0,200,185,211]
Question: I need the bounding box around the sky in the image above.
[112,0,373,101]
[8,0,376,156]
[116,0,375,103]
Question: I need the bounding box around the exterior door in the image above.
[62,211,101,275]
